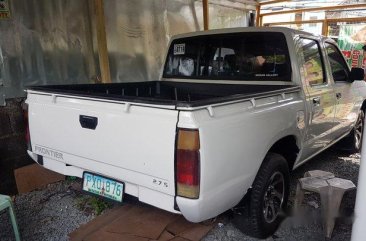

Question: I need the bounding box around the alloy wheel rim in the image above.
[263,171,285,223]
[355,113,363,149]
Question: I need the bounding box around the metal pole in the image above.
[351,117,366,241]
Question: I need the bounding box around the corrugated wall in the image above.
[104,0,250,82]
[0,0,251,105]
[0,0,97,105]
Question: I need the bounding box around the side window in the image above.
[299,38,326,86]
[325,43,350,82]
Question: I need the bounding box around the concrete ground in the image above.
[0,147,359,241]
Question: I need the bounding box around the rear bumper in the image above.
[27,150,180,215]
[28,150,246,223]
[176,182,247,222]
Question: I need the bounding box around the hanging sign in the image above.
[337,24,366,69]
[0,0,11,19]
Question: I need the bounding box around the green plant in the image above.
[75,195,111,215]
[65,176,78,185]
[89,196,111,215]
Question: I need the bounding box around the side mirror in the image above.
[350,67,365,82]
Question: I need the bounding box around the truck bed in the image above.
[27,81,300,108]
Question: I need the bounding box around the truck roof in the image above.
[171,26,320,40]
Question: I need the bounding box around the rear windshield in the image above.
[163,32,291,81]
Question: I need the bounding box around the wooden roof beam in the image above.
[260,3,366,17]
[259,0,291,6]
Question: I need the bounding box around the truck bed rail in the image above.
[27,81,301,109]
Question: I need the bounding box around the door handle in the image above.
[79,115,98,130]
[312,97,321,106]
[336,92,342,99]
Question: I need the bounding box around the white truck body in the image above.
[26,27,366,222]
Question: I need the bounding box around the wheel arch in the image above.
[267,135,300,171]
[361,100,366,112]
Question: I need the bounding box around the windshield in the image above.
[163,32,291,81]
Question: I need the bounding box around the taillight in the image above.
[176,129,200,199]
[23,102,32,151]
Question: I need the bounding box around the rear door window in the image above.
[298,38,326,86]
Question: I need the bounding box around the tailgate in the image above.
[27,92,178,196]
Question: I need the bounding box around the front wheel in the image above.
[232,152,289,239]
[353,110,364,152]
[341,110,364,153]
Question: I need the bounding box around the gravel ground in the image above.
[0,147,360,241]
[203,147,360,241]
[0,181,96,241]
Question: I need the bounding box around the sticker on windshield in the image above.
[255,73,279,77]
[174,44,185,55]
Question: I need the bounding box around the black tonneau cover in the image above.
[27,81,300,108]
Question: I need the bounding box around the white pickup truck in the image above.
[25,27,366,238]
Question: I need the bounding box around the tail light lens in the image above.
[23,102,32,151]
[176,129,200,199]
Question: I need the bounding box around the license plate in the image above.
[82,172,124,202]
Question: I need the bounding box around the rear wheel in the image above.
[232,152,289,239]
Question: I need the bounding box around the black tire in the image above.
[341,110,364,153]
[232,152,289,239]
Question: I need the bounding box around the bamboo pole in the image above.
[259,0,291,6]
[259,16,263,27]
[203,0,209,30]
[322,19,329,36]
[265,17,366,26]
[260,3,366,17]
[94,0,111,83]
[256,5,261,27]
[266,19,327,25]
[327,17,366,23]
